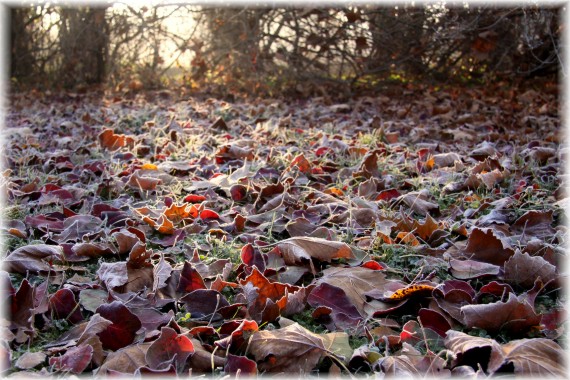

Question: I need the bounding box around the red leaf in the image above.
[224,354,257,375]
[418,308,451,337]
[179,289,230,319]
[177,261,207,294]
[215,319,258,354]
[48,288,83,324]
[49,344,93,374]
[361,260,385,270]
[184,194,206,203]
[230,184,248,201]
[145,327,194,371]
[240,243,266,271]
[96,301,142,351]
[200,209,220,220]
[376,188,401,202]
[10,279,34,332]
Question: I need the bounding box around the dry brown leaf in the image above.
[461,293,541,334]
[462,227,514,265]
[249,323,327,373]
[503,251,557,288]
[4,244,63,273]
[501,338,566,376]
[277,237,355,265]
[444,330,505,373]
[127,170,161,191]
[397,191,439,217]
[98,342,151,374]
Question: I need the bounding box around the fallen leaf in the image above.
[15,352,46,370]
[249,323,327,373]
[179,289,230,320]
[461,293,540,334]
[376,343,449,376]
[48,288,83,323]
[462,227,515,265]
[449,259,501,279]
[503,251,557,288]
[145,327,194,371]
[444,330,505,373]
[277,237,355,265]
[4,244,63,273]
[98,342,151,374]
[501,338,566,376]
[97,262,128,289]
[96,301,142,351]
[397,191,439,217]
[224,354,257,375]
[177,261,207,294]
[308,267,405,327]
[49,344,93,374]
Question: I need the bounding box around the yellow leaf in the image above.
[141,163,158,170]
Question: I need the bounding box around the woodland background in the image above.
[8,3,563,95]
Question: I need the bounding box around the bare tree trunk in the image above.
[58,6,109,88]
[10,7,38,82]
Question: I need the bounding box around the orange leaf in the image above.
[381,284,435,302]
[155,215,175,235]
[141,163,158,170]
[324,187,344,197]
[164,203,192,223]
[289,154,312,173]
[395,231,420,246]
[98,129,132,150]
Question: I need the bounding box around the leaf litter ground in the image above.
[0,82,567,377]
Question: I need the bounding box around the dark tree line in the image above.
[9,3,563,93]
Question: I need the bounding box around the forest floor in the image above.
[1,80,567,377]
